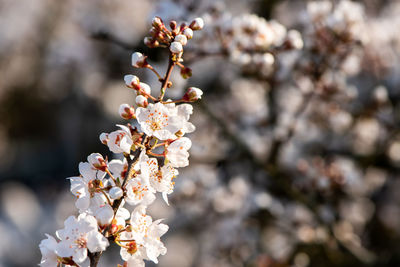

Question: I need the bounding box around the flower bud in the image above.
[180,66,192,79]
[99,133,109,145]
[170,20,177,31]
[119,104,135,120]
[124,75,140,89]
[183,28,193,39]
[109,187,123,200]
[131,52,148,68]
[152,16,164,29]
[138,82,151,96]
[183,87,203,101]
[175,34,187,46]
[95,205,114,227]
[170,41,183,54]
[87,153,107,171]
[189,17,204,31]
[144,36,159,48]
[136,95,148,107]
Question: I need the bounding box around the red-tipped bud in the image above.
[183,87,203,101]
[87,153,108,171]
[118,104,135,120]
[183,28,193,39]
[136,95,148,107]
[99,133,109,145]
[124,75,141,89]
[138,82,151,96]
[144,37,159,48]
[189,17,204,31]
[170,20,177,30]
[131,52,148,68]
[152,16,164,29]
[180,66,192,79]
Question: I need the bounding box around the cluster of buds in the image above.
[195,10,303,78]
[40,16,204,267]
[144,16,204,59]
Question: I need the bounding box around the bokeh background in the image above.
[1,0,400,266]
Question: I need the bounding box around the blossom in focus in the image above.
[55,214,109,263]
[69,162,105,212]
[166,137,192,167]
[136,102,194,140]
[106,125,133,154]
[125,174,156,206]
[140,152,178,204]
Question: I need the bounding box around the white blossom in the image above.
[136,102,194,140]
[125,174,156,206]
[140,152,178,204]
[55,214,109,263]
[106,125,133,154]
[69,162,105,212]
[39,234,59,267]
[166,137,192,168]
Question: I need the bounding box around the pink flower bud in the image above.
[136,95,148,107]
[170,41,183,54]
[124,75,140,89]
[180,66,192,79]
[175,34,187,46]
[144,37,159,48]
[183,28,193,39]
[119,104,135,120]
[152,16,164,29]
[99,133,109,145]
[87,153,108,171]
[131,52,148,68]
[183,87,203,101]
[189,17,204,31]
[138,82,151,96]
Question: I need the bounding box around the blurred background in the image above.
[1,0,400,266]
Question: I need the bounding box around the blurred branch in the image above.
[90,31,137,50]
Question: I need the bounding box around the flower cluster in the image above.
[39,16,204,267]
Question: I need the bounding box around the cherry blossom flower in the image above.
[125,174,156,206]
[55,214,109,263]
[166,137,192,167]
[39,234,59,267]
[120,206,168,264]
[106,125,133,154]
[136,102,194,140]
[69,162,106,212]
[140,152,178,204]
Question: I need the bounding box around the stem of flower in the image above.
[146,65,162,81]
[159,56,175,101]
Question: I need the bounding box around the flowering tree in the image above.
[39,16,204,267]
